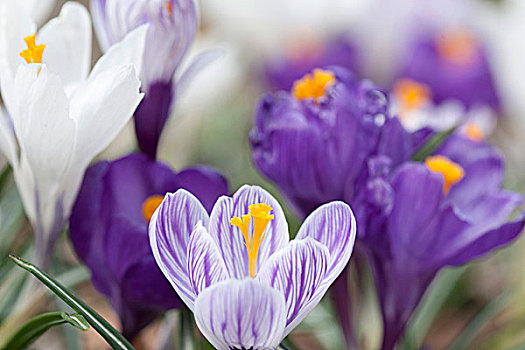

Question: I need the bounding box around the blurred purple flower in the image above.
[91,0,213,158]
[250,66,524,349]
[263,35,361,91]
[396,29,501,110]
[69,153,228,338]
[149,185,356,349]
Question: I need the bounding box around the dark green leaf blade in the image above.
[412,126,457,162]
[1,311,88,350]
[9,255,135,350]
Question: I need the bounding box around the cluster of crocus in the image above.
[0,0,147,267]
[91,0,215,158]
[250,66,524,349]
[149,185,356,349]
[69,154,228,338]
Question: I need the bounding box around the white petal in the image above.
[39,2,92,92]
[194,279,287,350]
[89,24,148,80]
[0,107,18,166]
[12,64,75,210]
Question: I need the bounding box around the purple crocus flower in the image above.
[250,66,524,349]
[69,153,228,338]
[396,29,501,110]
[149,185,356,349]
[91,0,200,158]
[263,35,361,91]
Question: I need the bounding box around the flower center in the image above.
[463,121,484,142]
[142,195,165,222]
[231,203,274,278]
[425,155,465,194]
[436,29,477,65]
[292,68,336,103]
[20,33,45,64]
[393,79,431,114]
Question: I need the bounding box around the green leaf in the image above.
[1,312,88,350]
[9,255,135,350]
[446,292,510,350]
[411,126,457,162]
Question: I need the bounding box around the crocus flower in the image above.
[91,0,212,159]
[396,28,501,111]
[149,185,356,349]
[0,0,147,267]
[250,66,524,349]
[69,153,228,338]
[263,35,360,91]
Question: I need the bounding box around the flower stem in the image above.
[179,307,194,350]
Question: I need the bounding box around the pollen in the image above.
[436,29,477,65]
[425,155,465,194]
[393,79,431,113]
[142,195,165,222]
[463,121,484,142]
[292,68,336,103]
[165,1,173,16]
[20,33,45,64]
[231,203,274,278]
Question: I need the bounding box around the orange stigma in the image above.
[20,33,45,64]
[425,155,465,194]
[393,79,431,114]
[464,121,484,142]
[436,29,477,65]
[165,1,173,16]
[142,195,165,222]
[231,203,274,277]
[292,68,336,103]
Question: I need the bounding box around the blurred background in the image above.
[1,0,525,349]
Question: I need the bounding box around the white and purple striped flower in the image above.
[149,185,356,349]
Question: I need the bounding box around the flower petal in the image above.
[187,224,228,296]
[89,23,147,80]
[207,185,289,279]
[38,2,92,92]
[194,279,286,350]
[149,189,209,310]
[295,201,356,289]
[257,238,329,335]
[0,107,18,166]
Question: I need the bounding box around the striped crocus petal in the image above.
[256,238,329,334]
[187,223,228,295]
[194,279,287,350]
[149,189,209,310]
[207,185,289,279]
[294,201,356,316]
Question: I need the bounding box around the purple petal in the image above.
[194,279,286,350]
[207,185,289,279]
[149,189,209,310]
[256,239,329,335]
[187,224,228,296]
[174,166,228,212]
[295,201,356,289]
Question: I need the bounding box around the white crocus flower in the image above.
[0,0,148,267]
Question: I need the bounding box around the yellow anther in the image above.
[425,155,465,194]
[142,195,165,222]
[464,121,484,142]
[231,203,274,278]
[20,33,45,64]
[393,79,431,113]
[292,68,336,103]
[436,29,477,65]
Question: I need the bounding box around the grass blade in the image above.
[1,312,88,350]
[9,255,135,350]
[412,127,457,162]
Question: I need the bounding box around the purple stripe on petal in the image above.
[187,224,228,296]
[207,185,289,279]
[257,239,329,335]
[295,201,356,289]
[149,189,209,310]
[194,279,286,350]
